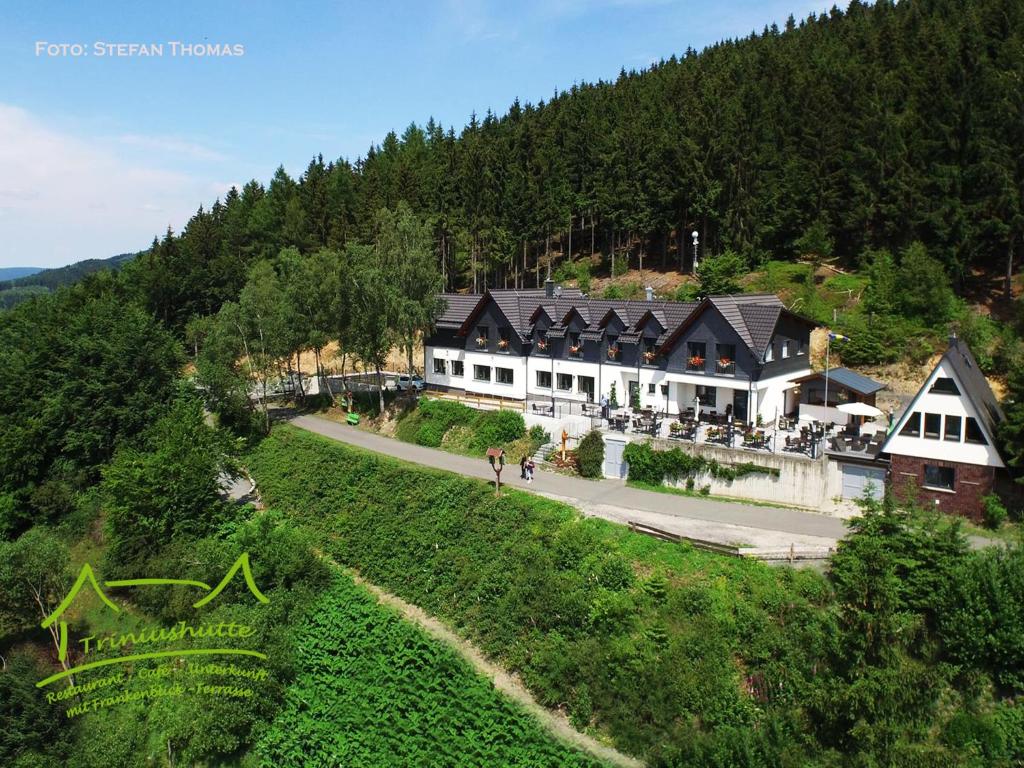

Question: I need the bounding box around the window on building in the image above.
[923,464,955,491]
[475,326,489,348]
[451,360,464,377]
[660,384,668,395]
[687,342,706,372]
[557,373,573,391]
[432,358,447,375]
[496,367,513,384]
[943,415,962,442]
[782,340,790,358]
[497,329,512,352]
[965,417,988,445]
[696,385,717,407]
[647,383,656,394]
[473,365,490,382]
[797,339,807,355]
[536,370,551,389]
[642,339,657,365]
[578,376,595,400]
[716,343,737,374]
[924,413,941,439]
[567,332,582,358]
[900,412,922,437]
[606,335,619,362]
[929,377,960,395]
[764,344,774,363]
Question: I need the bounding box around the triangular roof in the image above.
[880,337,1006,462]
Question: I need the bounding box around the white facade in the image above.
[882,359,1004,468]
[426,342,809,424]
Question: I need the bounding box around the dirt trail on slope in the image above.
[348,571,645,768]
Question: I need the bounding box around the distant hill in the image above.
[0,267,43,281]
[0,252,137,309]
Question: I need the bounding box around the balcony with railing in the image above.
[715,357,736,375]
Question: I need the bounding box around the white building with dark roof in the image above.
[424,281,816,425]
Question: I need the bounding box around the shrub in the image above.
[528,424,549,447]
[982,494,1008,530]
[469,410,526,452]
[576,430,605,478]
[621,442,777,485]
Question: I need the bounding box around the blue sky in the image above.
[0,0,832,268]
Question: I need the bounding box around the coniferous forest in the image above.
[132,0,1023,340]
[3,1,1024,767]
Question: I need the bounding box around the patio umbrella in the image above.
[798,413,818,421]
[837,402,883,418]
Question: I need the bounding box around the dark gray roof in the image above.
[739,305,783,358]
[440,288,800,358]
[944,337,1005,442]
[436,293,480,328]
[793,367,886,395]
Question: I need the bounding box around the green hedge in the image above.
[248,426,832,763]
[621,442,778,485]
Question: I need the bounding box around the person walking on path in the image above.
[525,459,535,483]
[520,455,528,480]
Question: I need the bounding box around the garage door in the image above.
[841,465,886,500]
[604,438,628,479]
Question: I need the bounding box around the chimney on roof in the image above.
[544,278,554,299]
[949,331,958,349]
[554,285,563,298]
[645,286,654,302]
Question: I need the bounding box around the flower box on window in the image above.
[537,339,548,351]
[607,345,620,360]
[688,355,704,367]
[497,339,509,350]
[476,336,487,347]
[643,350,656,363]
[569,344,582,355]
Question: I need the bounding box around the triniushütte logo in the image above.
[36,553,271,717]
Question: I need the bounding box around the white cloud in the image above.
[0,104,219,268]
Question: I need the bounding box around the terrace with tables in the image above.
[602,405,829,459]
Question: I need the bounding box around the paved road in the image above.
[289,414,850,545]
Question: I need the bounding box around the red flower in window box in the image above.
[476,336,487,347]
[643,350,656,363]
[688,355,704,367]
[607,345,620,359]
[537,339,548,351]
[497,339,509,349]
[569,344,582,355]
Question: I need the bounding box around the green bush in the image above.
[528,424,550,447]
[576,430,605,478]
[469,409,526,452]
[982,494,1008,530]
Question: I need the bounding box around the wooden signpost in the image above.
[486,448,505,497]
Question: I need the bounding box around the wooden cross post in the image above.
[486,448,505,497]
[561,429,568,461]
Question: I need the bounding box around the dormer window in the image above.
[642,340,657,365]
[687,342,706,372]
[475,326,489,348]
[716,344,736,375]
[568,333,582,358]
[497,329,511,351]
[535,332,549,353]
[764,344,774,363]
[929,377,959,395]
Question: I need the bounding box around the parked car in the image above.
[395,374,425,392]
